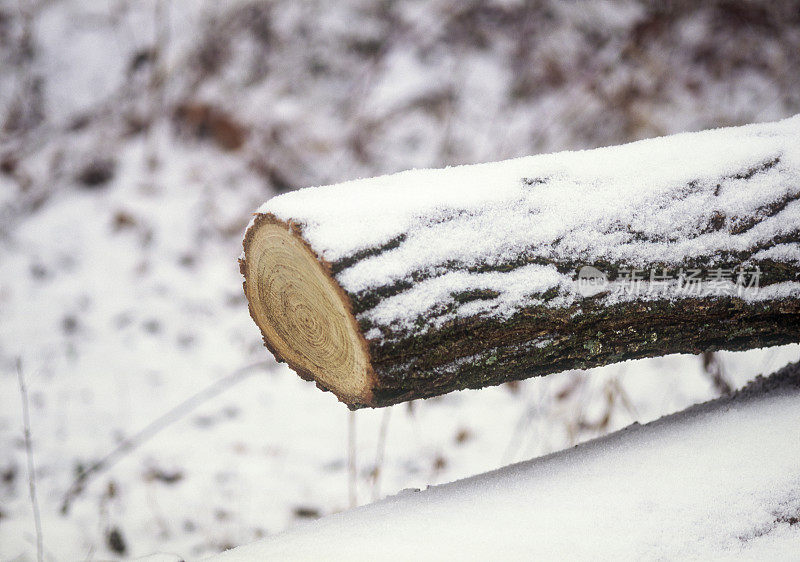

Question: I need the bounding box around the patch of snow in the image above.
[753,244,800,263]
[365,263,564,330]
[208,364,800,561]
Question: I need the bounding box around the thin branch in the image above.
[348,410,357,508]
[17,358,43,562]
[60,361,267,514]
[702,351,734,396]
[371,407,392,501]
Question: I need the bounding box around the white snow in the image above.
[754,243,800,263]
[258,116,800,335]
[3,1,800,559]
[208,365,800,561]
[365,263,567,332]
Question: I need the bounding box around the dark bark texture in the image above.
[302,219,799,407]
[362,292,800,407]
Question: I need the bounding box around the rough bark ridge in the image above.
[242,116,800,408]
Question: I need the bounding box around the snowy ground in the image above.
[210,362,800,561]
[1,1,800,559]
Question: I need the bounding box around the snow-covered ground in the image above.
[1,1,799,559]
[209,362,800,561]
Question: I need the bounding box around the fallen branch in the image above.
[17,359,43,562]
[241,116,800,408]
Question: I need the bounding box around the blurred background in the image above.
[1,0,799,558]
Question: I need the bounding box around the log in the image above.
[241,115,800,408]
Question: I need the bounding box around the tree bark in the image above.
[241,116,800,408]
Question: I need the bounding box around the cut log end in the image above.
[242,214,373,407]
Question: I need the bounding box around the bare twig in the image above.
[348,410,357,508]
[60,361,267,514]
[702,351,734,395]
[17,358,43,562]
[609,375,639,420]
[371,407,392,501]
[502,403,536,464]
[144,0,171,169]
[502,380,549,464]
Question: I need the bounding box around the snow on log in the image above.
[208,361,800,560]
[241,116,800,408]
